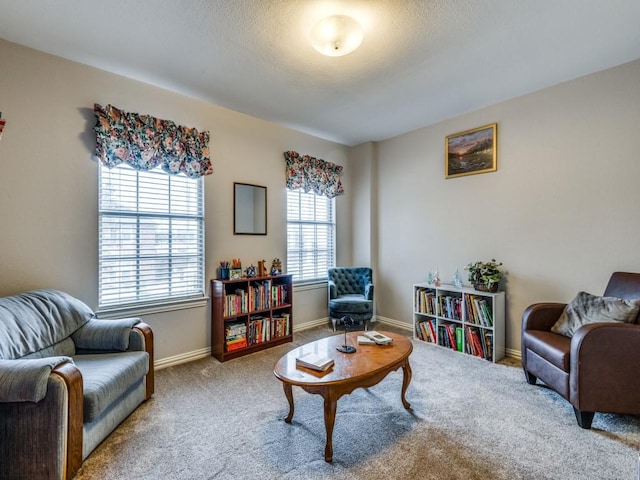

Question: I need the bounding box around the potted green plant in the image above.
[465,259,503,292]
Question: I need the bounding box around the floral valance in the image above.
[284,151,344,199]
[93,104,212,178]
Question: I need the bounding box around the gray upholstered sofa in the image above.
[0,289,154,480]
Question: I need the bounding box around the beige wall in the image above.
[350,142,375,268]
[0,39,352,361]
[3,37,639,361]
[373,59,640,354]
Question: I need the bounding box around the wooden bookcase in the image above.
[412,283,505,362]
[211,274,293,362]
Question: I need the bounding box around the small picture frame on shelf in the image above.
[229,269,243,280]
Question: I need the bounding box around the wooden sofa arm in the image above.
[52,362,84,480]
[133,322,154,399]
[0,361,83,480]
[522,302,566,332]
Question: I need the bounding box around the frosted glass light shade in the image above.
[310,15,364,57]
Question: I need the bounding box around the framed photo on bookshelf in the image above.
[445,123,497,179]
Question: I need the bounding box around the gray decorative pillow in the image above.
[551,291,640,337]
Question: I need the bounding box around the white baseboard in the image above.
[505,347,521,360]
[294,317,332,331]
[154,347,211,370]
[374,315,413,331]
[153,315,522,370]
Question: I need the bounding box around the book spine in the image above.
[455,327,463,351]
[427,320,437,343]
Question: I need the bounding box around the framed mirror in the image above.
[234,182,267,235]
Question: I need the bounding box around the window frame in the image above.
[286,188,336,285]
[97,163,206,315]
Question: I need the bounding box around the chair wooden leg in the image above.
[573,408,595,429]
[523,369,537,385]
[331,317,337,332]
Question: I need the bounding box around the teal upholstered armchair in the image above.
[328,267,374,331]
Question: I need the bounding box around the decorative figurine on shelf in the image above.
[258,260,267,277]
[433,268,441,287]
[271,257,282,275]
[427,269,434,285]
[245,264,257,278]
[452,268,463,288]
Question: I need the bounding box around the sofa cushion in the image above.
[329,295,373,314]
[523,330,571,371]
[0,290,94,360]
[72,318,141,352]
[551,291,640,337]
[73,351,149,422]
[20,337,76,359]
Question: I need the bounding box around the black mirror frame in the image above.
[233,182,267,235]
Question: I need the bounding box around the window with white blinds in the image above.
[286,189,335,283]
[98,164,205,309]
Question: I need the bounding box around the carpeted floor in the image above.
[75,324,640,480]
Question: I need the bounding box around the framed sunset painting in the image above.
[445,123,497,178]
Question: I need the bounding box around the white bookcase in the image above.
[413,283,505,362]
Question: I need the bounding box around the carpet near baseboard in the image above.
[75,325,639,480]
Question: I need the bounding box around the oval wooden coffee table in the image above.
[273,331,412,462]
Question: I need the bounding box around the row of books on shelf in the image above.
[224,281,289,317]
[465,294,494,326]
[416,319,437,343]
[272,313,291,338]
[271,283,288,307]
[439,295,462,320]
[224,290,248,317]
[465,326,493,361]
[415,288,437,314]
[248,316,271,344]
[224,313,291,352]
[225,321,247,352]
[415,320,493,361]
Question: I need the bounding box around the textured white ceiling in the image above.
[1,0,639,146]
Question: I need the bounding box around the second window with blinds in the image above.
[286,189,336,283]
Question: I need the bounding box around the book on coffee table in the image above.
[296,352,334,371]
[357,335,376,345]
[363,331,393,345]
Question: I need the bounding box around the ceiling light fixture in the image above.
[310,15,363,57]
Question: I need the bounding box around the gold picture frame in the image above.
[445,123,497,179]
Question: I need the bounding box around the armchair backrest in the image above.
[0,290,94,359]
[604,272,640,323]
[328,267,372,295]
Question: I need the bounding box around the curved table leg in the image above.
[283,382,294,423]
[323,392,337,462]
[401,360,412,409]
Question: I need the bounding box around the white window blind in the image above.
[98,164,204,309]
[286,189,335,283]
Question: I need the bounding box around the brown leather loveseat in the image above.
[521,272,640,428]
